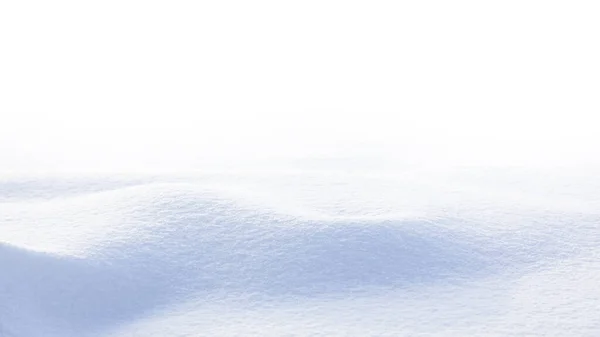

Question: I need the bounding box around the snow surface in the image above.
[2,168,600,336]
[3,0,600,335]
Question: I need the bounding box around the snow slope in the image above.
[1,168,600,336]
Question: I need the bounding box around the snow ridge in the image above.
[1,173,599,336]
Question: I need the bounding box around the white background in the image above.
[1,0,599,171]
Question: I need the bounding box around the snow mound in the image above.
[2,173,600,336]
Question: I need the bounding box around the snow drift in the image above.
[1,170,600,336]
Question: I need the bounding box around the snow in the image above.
[2,0,600,335]
[2,168,600,336]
